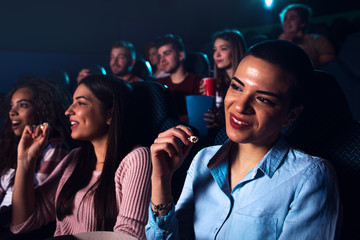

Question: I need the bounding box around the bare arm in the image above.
[318,53,335,68]
[150,125,195,215]
[12,124,49,225]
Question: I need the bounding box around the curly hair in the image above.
[0,78,72,181]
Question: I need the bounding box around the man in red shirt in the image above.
[155,34,203,123]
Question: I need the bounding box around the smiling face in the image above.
[158,44,183,74]
[9,87,36,137]
[65,84,111,144]
[110,47,132,77]
[213,38,232,70]
[282,9,305,34]
[224,55,302,147]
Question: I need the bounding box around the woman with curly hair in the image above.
[0,78,72,208]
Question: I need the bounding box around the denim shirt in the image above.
[146,137,341,240]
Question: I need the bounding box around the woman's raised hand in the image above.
[12,123,49,225]
[17,123,50,170]
[150,125,196,179]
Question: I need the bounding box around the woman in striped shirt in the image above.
[11,75,151,239]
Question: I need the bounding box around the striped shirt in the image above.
[0,137,68,207]
[11,146,152,240]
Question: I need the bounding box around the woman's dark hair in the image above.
[244,40,314,107]
[213,29,247,97]
[0,78,71,184]
[56,75,133,230]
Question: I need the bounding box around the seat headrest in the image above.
[282,70,353,155]
[126,81,179,147]
[338,32,360,79]
[184,52,210,77]
[131,59,154,81]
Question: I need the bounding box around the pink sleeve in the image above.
[113,147,152,240]
[10,149,78,234]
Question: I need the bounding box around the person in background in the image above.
[0,78,71,210]
[10,75,151,239]
[77,41,141,84]
[110,41,142,82]
[278,3,336,69]
[76,64,107,84]
[146,40,340,239]
[144,42,169,78]
[204,29,247,132]
[155,34,203,123]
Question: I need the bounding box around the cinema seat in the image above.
[128,80,181,148]
[184,52,211,77]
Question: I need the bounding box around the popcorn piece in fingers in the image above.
[40,122,49,131]
[188,136,199,143]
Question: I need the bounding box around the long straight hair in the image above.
[56,75,132,230]
[213,29,246,97]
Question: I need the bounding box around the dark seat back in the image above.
[322,32,360,120]
[131,59,156,81]
[127,81,180,147]
[281,70,353,154]
[184,52,211,77]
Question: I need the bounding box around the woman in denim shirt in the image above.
[146,40,341,240]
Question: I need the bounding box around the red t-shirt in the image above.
[157,72,202,116]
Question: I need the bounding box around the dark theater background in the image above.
[0,0,359,93]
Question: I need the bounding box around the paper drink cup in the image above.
[203,78,216,97]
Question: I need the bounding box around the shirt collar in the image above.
[207,136,290,178]
[207,139,233,169]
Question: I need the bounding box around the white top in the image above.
[0,168,15,207]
